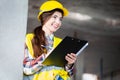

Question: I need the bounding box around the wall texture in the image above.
[0,0,28,80]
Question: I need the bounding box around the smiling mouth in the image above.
[52,24,59,28]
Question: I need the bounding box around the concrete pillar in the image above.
[0,0,28,80]
[75,53,84,80]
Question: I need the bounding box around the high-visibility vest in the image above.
[25,33,62,58]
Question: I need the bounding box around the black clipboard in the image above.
[42,36,88,67]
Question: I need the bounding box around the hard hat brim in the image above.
[37,7,69,21]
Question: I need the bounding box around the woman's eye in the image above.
[52,15,63,22]
[60,17,63,21]
[53,15,57,19]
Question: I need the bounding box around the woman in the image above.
[23,1,77,80]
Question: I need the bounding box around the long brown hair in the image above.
[32,9,63,58]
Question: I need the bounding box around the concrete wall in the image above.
[0,0,28,80]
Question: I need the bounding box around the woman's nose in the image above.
[55,18,61,24]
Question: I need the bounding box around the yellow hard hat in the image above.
[37,0,69,21]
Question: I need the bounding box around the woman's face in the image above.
[42,11,63,35]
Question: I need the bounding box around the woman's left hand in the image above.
[65,53,77,65]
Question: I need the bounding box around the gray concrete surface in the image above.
[0,0,28,80]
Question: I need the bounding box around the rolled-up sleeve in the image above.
[65,64,74,76]
[23,48,44,75]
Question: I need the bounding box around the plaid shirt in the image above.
[23,34,74,75]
